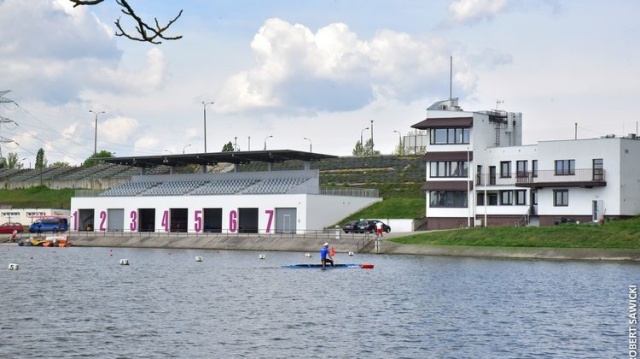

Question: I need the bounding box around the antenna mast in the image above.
[449,56,453,101]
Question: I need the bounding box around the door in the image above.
[275,208,297,234]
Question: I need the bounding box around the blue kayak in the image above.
[282,263,374,269]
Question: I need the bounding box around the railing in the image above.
[515,169,605,185]
[475,169,605,187]
[319,187,379,198]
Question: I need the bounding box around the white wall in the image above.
[71,193,381,234]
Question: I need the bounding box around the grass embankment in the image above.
[0,186,74,209]
[391,218,640,249]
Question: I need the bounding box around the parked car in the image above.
[29,218,69,233]
[343,220,361,233]
[0,222,24,234]
[365,220,391,233]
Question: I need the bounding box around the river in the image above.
[1,246,636,358]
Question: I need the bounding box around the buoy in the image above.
[195,256,203,262]
[8,263,19,270]
[360,263,374,269]
[348,251,354,256]
[258,254,265,259]
[119,259,129,265]
[304,253,311,258]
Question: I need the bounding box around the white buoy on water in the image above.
[119,259,129,265]
[348,251,354,256]
[258,254,266,259]
[195,256,203,262]
[8,263,19,270]
[305,253,311,258]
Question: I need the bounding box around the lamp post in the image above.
[89,110,105,155]
[263,135,273,150]
[248,136,251,151]
[360,127,369,154]
[182,144,191,154]
[370,120,374,152]
[202,101,214,152]
[303,137,312,152]
[393,130,402,155]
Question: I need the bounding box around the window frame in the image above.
[553,189,569,206]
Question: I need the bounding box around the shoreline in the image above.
[5,232,640,262]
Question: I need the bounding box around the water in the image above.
[0,246,636,358]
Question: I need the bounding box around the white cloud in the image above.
[216,18,476,115]
[449,0,509,23]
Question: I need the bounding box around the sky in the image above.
[0,0,639,166]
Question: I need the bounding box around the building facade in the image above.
[412,98,640,229]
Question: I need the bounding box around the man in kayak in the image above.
[320,242,334,267]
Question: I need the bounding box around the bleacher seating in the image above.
[140,180,207,196]
[190,178,259,195]
[244,177,310,194]
[99,181,161,196]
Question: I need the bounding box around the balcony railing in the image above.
[476,169,606,188]
[515,169,606,188]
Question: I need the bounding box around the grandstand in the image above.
[69,150,389,234]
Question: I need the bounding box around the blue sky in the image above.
[0,0,639,166]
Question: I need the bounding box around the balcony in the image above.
[515,169,606,189]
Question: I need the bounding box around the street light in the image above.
[248,136,251,151]
[263,135,273,150]
[393,130,403,155]
[89,110,105,155]
[202,101,214,152]
[360,127,369,150]
[183,144,191,154]
[303,137,312,152]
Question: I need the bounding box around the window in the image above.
[555,160,575,176]
[488,193,498,206]
[500,161,511,178]
[429,161,468,177]
[429,191,467,208]
[516,160,527,178]
[593,158,603,180]
[429,128,470,145]
[553,190,569,206]
[500,190,513,205]
[476,192,484,206]
[515,190,526,205]
[532,160,538,178]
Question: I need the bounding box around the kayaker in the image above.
[320,242,334,267]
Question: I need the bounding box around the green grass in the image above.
[0,187,74,209]
[391,218,640,249]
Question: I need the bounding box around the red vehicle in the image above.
[0,222,24,234]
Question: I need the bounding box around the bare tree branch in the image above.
[69,0,183,44]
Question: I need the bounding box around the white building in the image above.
[412,98,640,229]
[70,151,381,234]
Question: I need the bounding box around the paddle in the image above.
[330,245,336,266]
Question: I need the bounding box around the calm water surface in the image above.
[0,246,637,358]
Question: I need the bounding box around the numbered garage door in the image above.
[275,208,297,234]
[107,208,125,231]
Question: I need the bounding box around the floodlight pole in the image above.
[89,110,105,155]
[202,101,214,152]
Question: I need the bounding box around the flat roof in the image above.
[100,150,338,168]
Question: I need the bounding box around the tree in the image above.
[69,0,183,44]
[51,161,71,168]
[35,148,47,169]
[84,150,115,167]
[221,142,234,152]
[351,138,379,157]
[5,153,21,169]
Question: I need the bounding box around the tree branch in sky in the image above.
[69,0,183,44]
